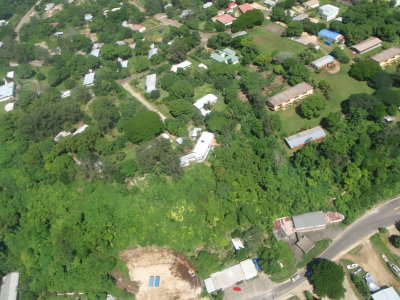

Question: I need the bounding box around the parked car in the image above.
[291,274,300,282]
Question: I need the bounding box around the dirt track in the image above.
[120,247,202,300]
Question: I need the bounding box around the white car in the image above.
[347,264,359,270]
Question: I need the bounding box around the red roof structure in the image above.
[238,3,254,13]
[215,14,236,25]
[228,2,238,8]
[132,24,144,31]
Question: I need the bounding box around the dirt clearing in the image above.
[264,23,285,35]
[120,246,202,300]
[343,240,400,288]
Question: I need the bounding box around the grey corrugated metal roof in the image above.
[268,82,313,107]
[146,74,157,93]
[0,82,14,101]
[0,272,19,300]
[372,287,400,300]
[371,47,400,63]
[285,126,326,149]
[292,211,326,230]
[83,72,95,86]
[311,55,334,68]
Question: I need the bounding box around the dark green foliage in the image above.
[122,110,164,143]
[168,99,194,117]
[90,98,120,131]
[231,9,264,32]
[350,274,370,298]
[330,47,349,64]
[349,60,381,81]
[310,259,345,300]
[206,112,229,134]
[145,0,163,16]
[270,6,290,23]
[167,39,188,63]
[374,88,400,106]
[283,22,304,37]
[286,64,310,86]
[298,96,327,119]
[193,251,221,278]
[16,64,35,79]
[390,235,400,248]
[368,71,393,89]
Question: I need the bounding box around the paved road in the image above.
[15,0,41,41]
[246,196,400,300]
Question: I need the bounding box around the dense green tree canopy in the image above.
[122,111,164,143]
[310,259,345,299]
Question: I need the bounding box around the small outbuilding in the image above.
[296,236,315,253]
[231,238,245,251]
[146,74,157,93]
[310,55,335,69]
[83,72,95,86]
[284,126,326,149]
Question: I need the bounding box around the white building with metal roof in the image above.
[372,287,400,300]
[0,82,14,102]
[146,74,157,93]
[292,211,326,232]
[73,124,89,135]
[204,260,257,293]
[284,126,326,149]
[193,94,218,116]
[171,60,192,72]
[54,131,72,142]
[83,72,95,86]
[0,272,19,300]
[180,131,215,167]
[90,48,100,57]
[310,55,335,69]
[318,4,339,21]
[231,238,245,251]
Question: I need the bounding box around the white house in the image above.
[90,48,100,58]
[180,131,215,167]
[193,94,218,116]
[6,71,14,80]
[318,4,339,21]
[45,3,55,11]
[73,124,89,135]
[0,272,19,300]
[146,74,157,93]
[231,238,245,251]
[0,82,15,102]
[54,131,72,142]
[171,60,192,72]
[203,2,213,8]
[83,72,95,86]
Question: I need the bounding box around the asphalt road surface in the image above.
[247,196,400,300]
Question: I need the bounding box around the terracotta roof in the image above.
[238,3,254,13]
[132,24,144,31]
[228,2,237,8]
[215,14,236,24]
[351,37,382,53]
[371,47,400,63]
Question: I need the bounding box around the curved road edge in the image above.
[248,195,400,300]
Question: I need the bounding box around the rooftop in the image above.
[296,236,315,253]
[318,29,343,40]
[268,82,313,107]
[238,3,254,13]
[370,47,400,63]
[0,82,14,101]
[231,238,244,250]
[90,48,100,57]
[171,60,192,72]
[216,14,236,24]
[318,4,339,15]
[0,272,19,300]
[193,94,218,115]
[146,74,157,93]
[284,126,326,149]
[303,0,319,6]
[132,24,145,31]
[192,131,215,158]
[372,287,400,300]
[292,211,326,230]
[311,55,335,68]
[351,37,382,53]
[83,72,95,86]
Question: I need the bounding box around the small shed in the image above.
[231,238,245,251]
[296,236,315,253]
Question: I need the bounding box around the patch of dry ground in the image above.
[343,240,400,288]
[120,246,202,300]
[264,23,285,35]
[387,226,400,257]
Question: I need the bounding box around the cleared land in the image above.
[120,246,202,300]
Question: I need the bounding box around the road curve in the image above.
[15,0,41,41]
[119,81,167,122]
[249,196,400,300]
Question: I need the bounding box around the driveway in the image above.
[237,196,400,300]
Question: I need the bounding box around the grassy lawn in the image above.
[270,241,297,282]
[370,233,400,281]
[297,239,331,268]
[249,26,307,55]
[277,63,373,135]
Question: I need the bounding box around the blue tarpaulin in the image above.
[154,276,160,287]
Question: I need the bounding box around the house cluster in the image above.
[214,2,254,26]
[180,131,215,167]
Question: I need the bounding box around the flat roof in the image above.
[372,287,400,300]
[90,48,100,57]
[370,47,400,63]
[146,74,157,93]
[285,126,326,149]
[0,272,19,300]
[73,124,88,135]
[268,82,313,107]
[311,55,334,68]
[0,82,14,101]
[318,4,339,15]
[292,211,326,230]
[351,37,382,53]
[231,238,244,250]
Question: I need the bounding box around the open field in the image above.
[277,64,373,135]
[120,246,202,300]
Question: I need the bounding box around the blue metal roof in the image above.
[318,29,342,40]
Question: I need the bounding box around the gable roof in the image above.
[370,47,400,63]
[268,82,313,107]
[238,3,254,13]
[216,14,236,24]
[350,37,382,53]
[284,126,326,149]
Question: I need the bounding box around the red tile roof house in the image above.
[228,2,238,8]
[215,14,236,26]
[238,3,254,13]
[217,9,225,16]
[132,24,146,32]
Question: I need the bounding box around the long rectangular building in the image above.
[0,272,19,300]
[267,82,313,111]
[310,55,335,69]
[370,47,400,67]
[284,126,326,149]
[292,211,326,232]
[204,260,257,293]
[180,131,215,167]
[350,37,382,54]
